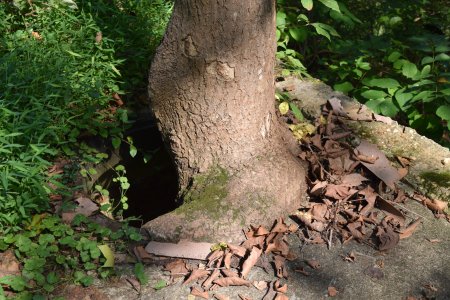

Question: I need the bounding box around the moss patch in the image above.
[175,166,230,220]
[420,172,450,188]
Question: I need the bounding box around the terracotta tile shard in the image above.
[213,277,252,287]
[241,246,262,278]
[184,269,210,285]
[190,287,209,299]
[145,241,213,260]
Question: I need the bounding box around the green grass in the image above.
[0,0,171,296]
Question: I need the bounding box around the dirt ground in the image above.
[85,198,450,300]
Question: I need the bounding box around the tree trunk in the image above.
[143,0,307,243]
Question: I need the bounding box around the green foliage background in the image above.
[276,0,450,147]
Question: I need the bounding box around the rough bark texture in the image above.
[143,0,307,243]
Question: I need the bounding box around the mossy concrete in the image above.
[276,76,450,203]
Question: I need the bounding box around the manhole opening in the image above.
[98,120,178,226]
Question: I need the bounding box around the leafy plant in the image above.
[0,214,142,297]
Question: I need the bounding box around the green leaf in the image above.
[365,99,399,117]
[134,263,148,286]
[334,81,354,94]
[0,276,27,292]
[311,23,330,41]
[129,145,137,158]
[421,56,434,65]
[46,272,58,285]
[420,65,431,78]
[301,0,313,10]
[387,51,402,62]
[276,11,286,27]
[111,137,121,149]
[364,78,400,89]
[395,92,413,109]
[66,50,82,57]
[402,61,418,79]
[361,89,387,99]
[98,244,114,267]
[436,105,450,121]
[154,280,167,290]
[279,102,289,115]
[289,103,304,121]
[289,27,307,42]
[318,0,340,12]
[435,53,450,61]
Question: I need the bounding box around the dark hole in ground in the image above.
[99,119,178,227]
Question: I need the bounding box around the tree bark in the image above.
[144,0,307,243]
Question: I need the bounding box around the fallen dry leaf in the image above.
[270,218,289,233]
[426,238,441,243]
[227,244,246,257]
[356,140,402,189]
[164,259,189,279]
[223,252,232,269]
[274,293,289,300]
[222,269,239,278]
[376,197,405,225]
[214,294,230,300]
[424,198,448,212]
[254,225,270,236]
[134,246,153,261]
[191,287,209,299]
[253,281,269,291]
[328,286,338,297]
[241,246,262,278]
[377,227,399,251]
[306,259,321,269]
[365,266,384,279]
[294,267,310,276]
[274,280,288,293]
[274,255,288,278]
[238,294,252,300]
[184,269,210,285]
[399,218,422,239]
[0,250,20,278]
[203,268,220,289]
[213,277,251,287]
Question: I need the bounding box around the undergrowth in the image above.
[0,0,171,297]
